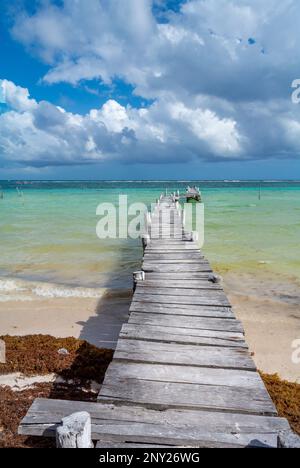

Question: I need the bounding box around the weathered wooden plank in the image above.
[132,293,230,307]
[144,253,204,260]
[142,264,213,272]
[150,226,183,230]
[135,285,225,296]
[149,228,183,230]
[147,239,196,244]
[134,288,225,298]
[99,378,277,416]
[138,280,222,290]
[120,323,246,347]
[103,361,261,388]
[19,399,287,448]
[147,241,198,245]
[148,238,188,241]
[129,301,233,317]
[143,259,210,265]
[149,233,185,236]
[146,246,199,250]
[96,442,173,448]
[114,339,255,371]
[143,260,207,265]
[129,313,243,333]
[145,272,212,280]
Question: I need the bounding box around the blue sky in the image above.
[0,0,300,180]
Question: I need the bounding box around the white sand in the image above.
[223,272,300,383]
[0,292,131,350]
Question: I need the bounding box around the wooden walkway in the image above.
[19,195,290,448]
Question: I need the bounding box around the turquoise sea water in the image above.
[0,181,299,294]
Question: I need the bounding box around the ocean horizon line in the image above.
[1,178,300,183]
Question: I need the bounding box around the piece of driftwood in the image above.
[56,412,93,448]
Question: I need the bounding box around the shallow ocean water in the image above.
[0,180,299,298]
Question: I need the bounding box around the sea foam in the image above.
[0,278,105,301]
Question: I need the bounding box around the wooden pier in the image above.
[19,195,293,448]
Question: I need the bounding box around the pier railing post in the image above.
[56,412,93,448]
[147,211,152,226]
[133,271,145,292]
[191,231,199,243]
[142,234,150,251]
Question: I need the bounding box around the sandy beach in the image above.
[0,284,132,350]
[223,271,300,383]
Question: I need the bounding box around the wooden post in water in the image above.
[56,412,93,448]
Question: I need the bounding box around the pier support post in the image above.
[142,234,150,251]
[133,271,145,292]
[56,412,93,448]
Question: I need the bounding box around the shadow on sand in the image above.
[77,239,142,350]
